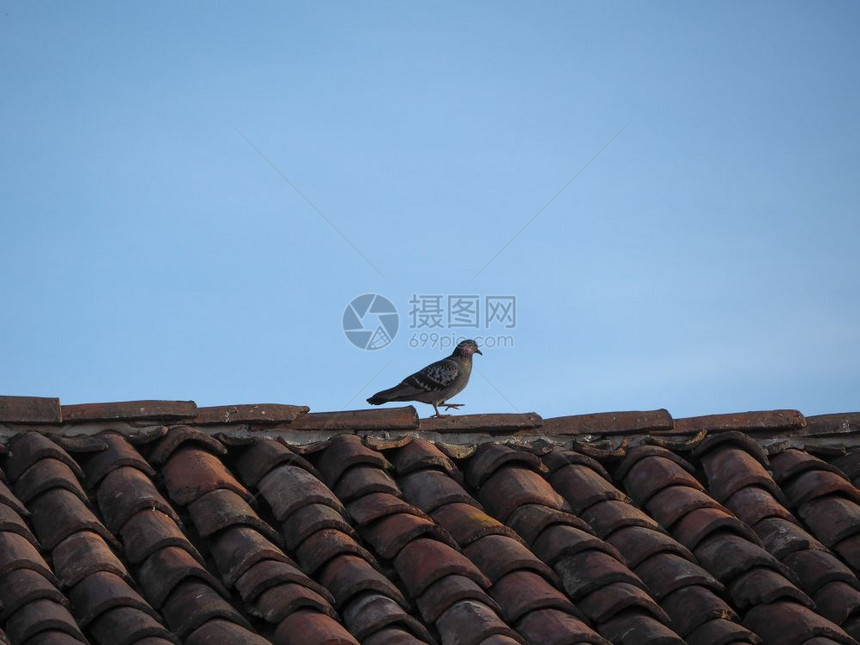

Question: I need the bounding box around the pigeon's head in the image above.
[454,339,482,357]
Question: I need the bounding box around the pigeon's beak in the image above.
[475,348,482,355]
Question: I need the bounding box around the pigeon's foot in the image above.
[440,402,464,411]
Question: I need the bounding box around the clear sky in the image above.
[2,2,858,419]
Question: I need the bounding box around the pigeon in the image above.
[367,339,482,417]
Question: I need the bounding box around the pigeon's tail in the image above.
[367,384,413,405]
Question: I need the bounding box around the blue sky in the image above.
[1,2,858,419]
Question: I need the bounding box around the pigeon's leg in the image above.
[431,402,446,418]
[441,402,464,410]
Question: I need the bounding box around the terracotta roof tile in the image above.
[273,609,360,645]
[61,400,197,422]
[2,401,860,643]
[0,395,63,424]
[435,600,523,645]
[5,599,85,644]
[542,409,673,435]
[192,402,309,425]
[0,569,67,621]
[284,502,358,549]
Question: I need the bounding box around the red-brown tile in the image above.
[96,466,179,533]
[160,579,252,638]
[694,534,794,584]
[554,550,645,599]
[463,535,558,585]
[5,599,85,644]
[342,593,432,642]
[644,485,728,530]
[832,452,860,486]
[543,448,611,480]
[119,509,201,564]
[419,413,541,434]
[291,407,417,432]
[193,403,309,425]
[814,581,860,627]
[0,503,38,546]
[253,582,336,622]
[316,434,393,487]
[620,455,704,506]
[542,409,674,436]
[771,449,847,484]
[694,430,770,463]
[724,485,799,526]
[391,438,457,476]
[579,499,663,539]
[236,558,335,607]
[394,537,491,597]
[597,610,685,644]
[14,458,88,505]
[531,524,621,567]
[82,432,156,489]
[783,549,858,594]
[465,445,544,489]
[615,445,697,482]
[0,569,66,621]
[834,533,860,570]
[784,470,860,508]
[399,469,481,513]
[363,627,431,645]
[6,432,84,483]
[506,504,594,546]
[672,506,761,551]
[605,525,695,568]
[416,574,500,623]
[137,546,227,608]
[479,467,567,523]
[363,511,458,558]
[549,463,629,514]
[283,502,358,550]
[335,465,402,502]
[209,525,293,586]
[755,517,828,559]
[258,463,345,521]
[29,488,118,550]
[515,608,609,645]
[148,426,226,465]
[296,528,377,575]
[435,600,523,645]
[0,478,29,517]
[686,618,762,645]
[0,395,62,424]
[317,554,408,609]
[700,446,782,503]
[51,531,127,588]
[432,502,523,547]
[273,609,360,645]
[0,530,55,582]
[728,566,813,610]
[677,410,805,434]
[798,496,860,548]
[348,492,431,526]
[743,600,855,645]
[660,585,739,637]
[187,488,281,544]
[235,438,318,487]
[161,447,250,506]
[62,400,197,423]
[634,552,723,599]
[185,618,270,645]
[576,581,666,624]
[67,571,158,628]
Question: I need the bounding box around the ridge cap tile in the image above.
[542,408,674,436]
[61,400,197,423]
[0,395,63,424]
[418,412,542,434]
[676,409,807,434]
[192,402,310,425]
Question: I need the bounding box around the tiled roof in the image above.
[0,396,859,645]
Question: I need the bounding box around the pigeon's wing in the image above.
[402,357,460,394]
